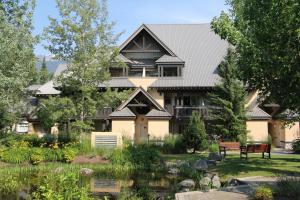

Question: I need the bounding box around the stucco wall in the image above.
[148,119,169,140]
[246,120,269,142]
[111,119,135,140]
[128,77,157,90]
[148,89,164,107]
[284,122,300,142]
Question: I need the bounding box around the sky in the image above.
[33,0,228,56]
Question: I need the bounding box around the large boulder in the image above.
[208,153,223,161]
[79,168,94,176]
[178,179,195,189]
[212,175,221,189]
[199,177,211,187]
[168,167,180,175]
[193,159,208,171]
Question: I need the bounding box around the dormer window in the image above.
[158,65,182,77]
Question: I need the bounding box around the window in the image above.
[164,96,171,105]
[183,96,190,106]
[163,67,178,77]
[146,67,158,77]
[109,68,124,77]
[159,65,182,77]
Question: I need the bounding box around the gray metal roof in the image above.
[27,84,42,91]
[146,109,171,119]
[109,107,136,118]
[98,78,135,88]
[117,54,132,63]
[143,24,229,88]
[35,80,61,95]
[156,55,184,64]
[246,106,271,120]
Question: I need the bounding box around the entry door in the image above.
[135,115,148,143]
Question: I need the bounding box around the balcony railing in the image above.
[165,105,210,119]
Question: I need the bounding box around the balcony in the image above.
[165,105,210,119]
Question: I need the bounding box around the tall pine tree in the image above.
[39,56,51,84]
[209,48,247,141]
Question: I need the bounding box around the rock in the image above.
[168,167,180,175]
[212,175,221,189]
[178,179,195,189]
[199,177,211,187]
[165,161,177,168]
[79,168,94,176]
[177,160,190,168]
[208,153,223,161]
[204,172,215,179]
[53,167,64,174]
[193,159,208,171]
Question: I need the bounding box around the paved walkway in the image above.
[175,191,249,200]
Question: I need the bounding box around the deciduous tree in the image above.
[211,0,300,117]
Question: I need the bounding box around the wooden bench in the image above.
[219,142,240,158]
[240,144,271,159]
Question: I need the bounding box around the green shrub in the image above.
[0,147,30,164]
[42,134,57,146]
[162,134,186,154]
[208,143,219,153]
[43,148,64,162]
[31,172,93,200]
[63,148,77,163]
[254,186,273,200]
[182,112,208,153]
[0,174,19,195]
[275,176,300,199]
[292,139,300,153]
[30,149,45,165]
[110,144,161,169]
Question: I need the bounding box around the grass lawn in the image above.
[162,153,300,180]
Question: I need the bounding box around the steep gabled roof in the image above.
[146,109,171,119]
[246,106,271,120]
[35,81,61,95]
[109,107,136,119]
[98,78,135,88]
[145,24,229,88]
[116,87,164,111]
[156,55,184,64]
[119,24,176,57]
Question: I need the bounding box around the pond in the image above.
[0,166,184,200]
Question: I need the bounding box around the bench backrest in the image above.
[219,142,240,150]
[246,144,270,153]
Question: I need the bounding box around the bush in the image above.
[182,112,208,153]
[0,147,30,164]
[208,143,219,153]
[292,139,300,153]
[254,186,273,200]
[63,148,77,163]
[275,176,300,199]
[42,134,57,146]
[30,149,45,165]
[162,134,186,154]
[110,144,162,169]
[31,172,93,200]
[0,174,19,195]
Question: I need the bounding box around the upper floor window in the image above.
[159,65,182,77]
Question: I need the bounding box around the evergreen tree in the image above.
[183,112,208,153]
[39,56,51,84]
[209,48,247,141]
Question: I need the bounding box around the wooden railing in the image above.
[165,105,210,118]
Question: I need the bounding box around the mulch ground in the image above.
[72,155,110,164]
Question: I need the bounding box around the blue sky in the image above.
[33,0,228,55]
